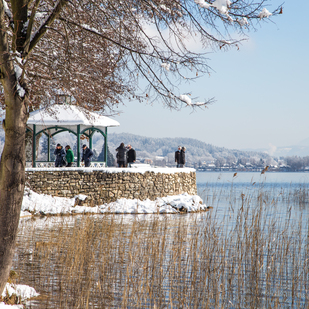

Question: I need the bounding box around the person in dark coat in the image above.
[126,144,136,167]
[54,143,65,167]
[82,144,94,167]
[116,142,127,167]
[179,146,186,168]
[65,145,74,167]
[175,145,181,168]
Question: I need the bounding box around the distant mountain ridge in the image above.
[102,132,272,165]
[1,129,307,164]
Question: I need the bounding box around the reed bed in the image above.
[13,184,309,308]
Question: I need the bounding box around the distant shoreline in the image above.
[196,169,309,173]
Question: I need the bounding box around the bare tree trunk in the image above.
[0,1,28,292]
[0,98,27,294]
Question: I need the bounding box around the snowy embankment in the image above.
[1,283,39,308]
[21,188,208,217]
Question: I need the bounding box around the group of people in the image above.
[175,145,186,168]
[54,144,93,167]
[54,142,185,168]
[116,143,136,167]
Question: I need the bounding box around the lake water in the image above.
[12,172,309,308]
[197,171,309,215]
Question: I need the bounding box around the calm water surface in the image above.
[12,172,309,308]
[197,171,309,217]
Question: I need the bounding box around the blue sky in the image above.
[111,1,309,153]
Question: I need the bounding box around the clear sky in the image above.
[111,1,309,153]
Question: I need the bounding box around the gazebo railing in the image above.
[26,161,106,168]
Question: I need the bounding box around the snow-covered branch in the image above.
[29,0,69,53]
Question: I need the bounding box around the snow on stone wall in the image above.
[25,168,197,205]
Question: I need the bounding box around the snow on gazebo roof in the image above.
[27,104,120,129]
[25,104,119,167]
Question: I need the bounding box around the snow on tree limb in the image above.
[28,0,69,54]
[258,8,272,19]
[0,0,283,111]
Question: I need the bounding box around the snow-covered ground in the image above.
[1,283,39,308]
[21,188,207,217]
[25,166,196,173]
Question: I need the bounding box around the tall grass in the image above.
[14,185,309,308]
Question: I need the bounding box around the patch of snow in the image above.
[212,0,230,14]
[21,20,29,34]
[81,24,102,35]
[226,14,233,23]
[14,57,22,80]
[75,194,88,201]
[35,12,47,19]
[194,0,210,9]
[2,0,12,19]
[130,163,152,168]
[160,4,171,13]
[0,302,22,308]
[161,63,170,71]
[22,188,75,215]
[1,283,39,308]
[14,57,26,98]
[20,189,207,217]
[258,8,272,19]
[16,84,25,98]
[239,17,248,26]
[99,193,207,214]
[179,94,192,106]
[25,167,195,174]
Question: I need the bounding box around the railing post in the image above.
[77,125,81,167]
[104,128,107,166]
[32,124,36,167]
[47,133,50,162]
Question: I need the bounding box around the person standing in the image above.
[116,142,127,167]
[81,144,94,167]
[54,143,65,167]
[65,145,74,167]
[175,145,181,168]
[126,144,136,167]
[179,146,186,168]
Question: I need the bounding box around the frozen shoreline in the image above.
[21,188,208,218]
[1,283,39,308]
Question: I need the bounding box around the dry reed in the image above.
[13,184,309,308]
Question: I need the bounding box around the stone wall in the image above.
[25,168,197,206]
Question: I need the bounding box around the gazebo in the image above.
[26,104,120,167]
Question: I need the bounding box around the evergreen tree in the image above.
[41,136,56,161]
[98,144,115,167]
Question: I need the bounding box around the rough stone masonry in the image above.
[25,168,197,206]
